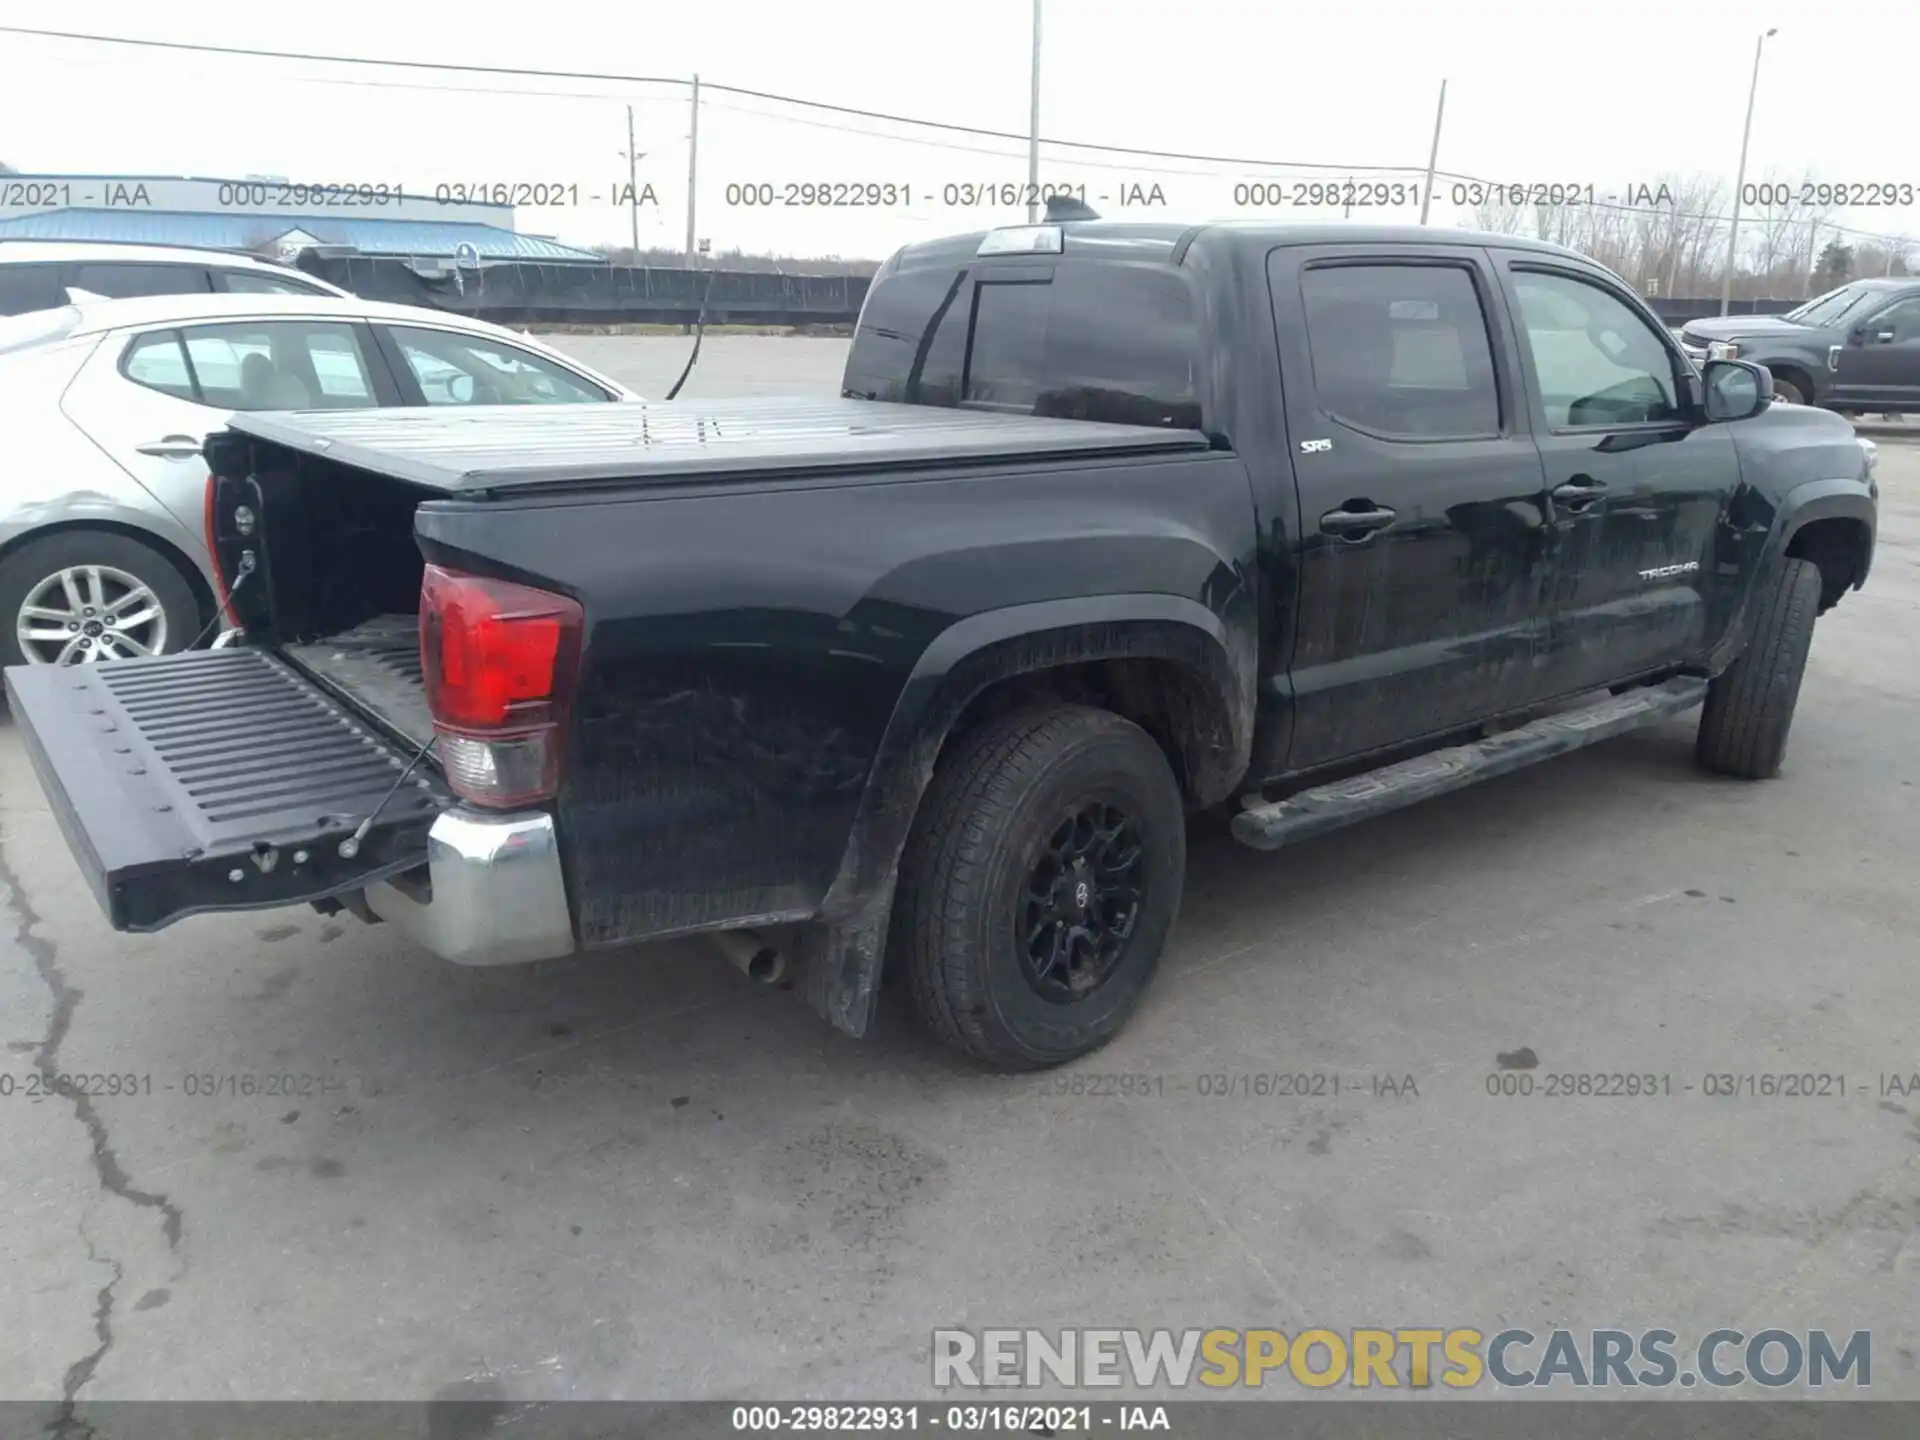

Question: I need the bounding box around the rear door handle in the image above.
[1552,476,1606,512]
[1319,504,1397,540]
[135,435,204,459]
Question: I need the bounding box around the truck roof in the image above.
[225,397,1211,493]
[887,218,1597,271]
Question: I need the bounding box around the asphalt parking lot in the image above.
[2,338,1917,1412]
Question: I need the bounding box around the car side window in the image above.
[218,270,328,296]
[1511,270,1683,428]
[173,321,378,410]
[70,263,214,299]
[121,330,197,400]
[385,325,608,404]
[1864,298,1920,344]
[1298,263,1501,439]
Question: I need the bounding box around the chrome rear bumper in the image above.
[363,808,575,967]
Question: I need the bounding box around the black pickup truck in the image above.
[4,217,1879,1071]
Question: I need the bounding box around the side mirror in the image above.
[1702,358,1772,421]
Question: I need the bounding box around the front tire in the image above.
[892,703,1187,1071]
[1771,374,1809,407]
[1695,557,1822,779]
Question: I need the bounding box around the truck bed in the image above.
[283,615,434,752]
[224,396,1211,494]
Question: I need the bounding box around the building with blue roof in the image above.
[0,175,607,265]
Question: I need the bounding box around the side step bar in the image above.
[1231,677,1708,852]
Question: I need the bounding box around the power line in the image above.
[4,23,1913,249]
[0,24,1431,174]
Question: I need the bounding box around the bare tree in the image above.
[1471,196,1528,236]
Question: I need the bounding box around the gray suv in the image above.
[1678,278,1920,413]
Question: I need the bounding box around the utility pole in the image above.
[685,73,701,263]
[1026,0,1042,223]
[1721,28,1776,315]
[624,106,644,255]
[1418,79,1447,225]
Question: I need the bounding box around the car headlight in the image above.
[1857,436,1878,481]
[1708,341,1741,361]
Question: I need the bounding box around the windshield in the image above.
[1784,285,1879,327]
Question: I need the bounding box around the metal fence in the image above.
[295,255,870,326]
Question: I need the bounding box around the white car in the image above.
[0,240,353,314]
[0,292,640,667]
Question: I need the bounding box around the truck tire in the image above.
[892,703,1187,1071]
[1695,557,1822,779]
[1,530,202,669]
[1770,373,1810,407]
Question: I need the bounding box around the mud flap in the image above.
[4,648,447,931]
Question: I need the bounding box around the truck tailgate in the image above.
[4,648,447,932]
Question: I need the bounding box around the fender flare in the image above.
[795,593,1255,1038]
[1706,477,1875,673]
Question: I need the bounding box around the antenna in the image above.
[1043,193,1101,223]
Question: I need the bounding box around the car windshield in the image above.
[1783,285,1879,327]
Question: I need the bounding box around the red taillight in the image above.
[420,565,583,808]
[202,475,239,628]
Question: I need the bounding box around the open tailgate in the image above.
[5,648,447,932]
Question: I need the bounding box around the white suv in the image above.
[0,241,351,315]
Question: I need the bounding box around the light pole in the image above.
[1720,27,1777,316]
[622,106,646,256]
[1026,0,1043,223]
[1418,79,1447,226]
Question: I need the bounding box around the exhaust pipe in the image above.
[711,929,787,986]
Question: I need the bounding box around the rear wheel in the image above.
[891,702,1187,1071]
[0,531,201,668]
[1695,558,1822,779]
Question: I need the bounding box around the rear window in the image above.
[845,260,1201,429]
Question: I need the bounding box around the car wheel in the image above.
[1771,375,1809,407]
[891,702,1187,1071]
[0,531,201,668]
[1695,558,1821,779]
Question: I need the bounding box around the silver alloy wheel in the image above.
[15,564,169,665]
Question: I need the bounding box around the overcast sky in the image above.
[4,0,1918,259]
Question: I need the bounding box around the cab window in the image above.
[1511,270,1683,428]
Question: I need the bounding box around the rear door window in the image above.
[1298,263,1501,438]
[173,321,379,409]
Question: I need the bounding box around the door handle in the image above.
[135,435,204,459]
[1552,476,1606,512]
[1319,504,1397,540]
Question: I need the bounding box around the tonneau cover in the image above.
[223,397,1210,493]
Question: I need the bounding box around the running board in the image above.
[1231,677,1708,852]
